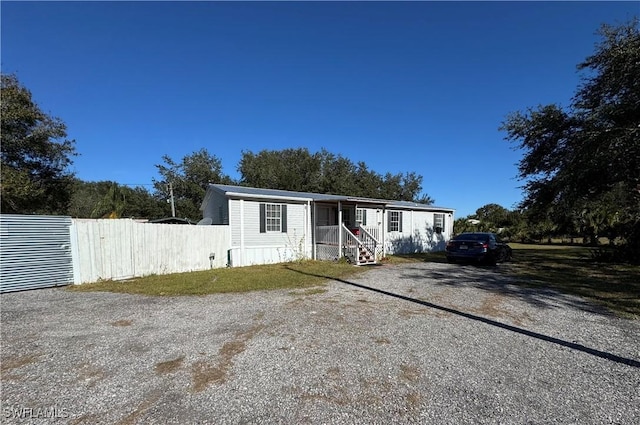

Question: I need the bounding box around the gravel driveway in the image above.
[1,262,639,424]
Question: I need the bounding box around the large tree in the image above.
[238,147,434,203]
[1,74,77,214]
[500,19,640,259]
[68,180,165,219]
[153,148,232,221]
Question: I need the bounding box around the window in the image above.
[266,204,281,232]
[434,213,445,234]
[356,208,367,226]
[388,211,402,232]
[260,203,287,233]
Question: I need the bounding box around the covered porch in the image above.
[312,201,385,265]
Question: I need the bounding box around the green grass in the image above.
[507,243,640,319]
[386,245,640,318]
[69,260,366,297]
[69,245,640,319]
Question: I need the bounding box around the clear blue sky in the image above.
[2,1,638,218]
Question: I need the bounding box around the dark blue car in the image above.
[445,232,512,265]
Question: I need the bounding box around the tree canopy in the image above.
[238,148,434,204]
[68,180,166,219]
[1,74,77,214]
[153,148,233,221]
[500,19,640,260]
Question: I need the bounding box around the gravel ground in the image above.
[1,262,639,424]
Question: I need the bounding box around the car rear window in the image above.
[453,234,488,241]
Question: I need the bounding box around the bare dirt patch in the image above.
[190,323,264,392]
[155,356,184,374]
[116,390,163,425]
[399,364,421,382]
[0,353,42,380]
[468,293,531,326]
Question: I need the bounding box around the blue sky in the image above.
[2,1,638,218]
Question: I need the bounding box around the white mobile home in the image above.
[201,184,455,267]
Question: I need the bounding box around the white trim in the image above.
[312,202,317,260]
[382,207,386,257]
[337,201,342,255]
[306,200,311,260]
[225,191,313,203]
[239,199,245,266]
[265,203,283,232]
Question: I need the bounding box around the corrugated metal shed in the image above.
[0,214,74,293]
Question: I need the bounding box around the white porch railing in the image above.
[361,225,380,243]
[315,225,340,245]
[358,225,378,260]
[314,224,381,264]
[341,224,360,264]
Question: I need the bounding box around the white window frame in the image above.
[389,211,401,232]
[356,208,366,226]
[266,203,281,232]
[434,213,444,233]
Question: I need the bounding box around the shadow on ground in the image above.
[398,263,608,317]
[286,266,640,369]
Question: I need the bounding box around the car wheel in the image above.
[446,256,456,264]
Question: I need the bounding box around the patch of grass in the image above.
[508,244,640,319]
[68,260,366,297]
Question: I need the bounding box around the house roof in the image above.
[206,184,454,213]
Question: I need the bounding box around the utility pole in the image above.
[168,182,176,217]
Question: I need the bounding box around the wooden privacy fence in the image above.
[71,219,230,284]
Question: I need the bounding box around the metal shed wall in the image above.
[0,214,74,293]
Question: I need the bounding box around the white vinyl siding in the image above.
[231,199,309,250]
[230,200,242,247]
[385,210,453,254]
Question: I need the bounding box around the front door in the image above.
[341,206,356,229]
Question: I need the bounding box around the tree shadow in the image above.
[398,263,608,316]
[388,228,446,254]
[400,246,640,318]
[285,266,640,368]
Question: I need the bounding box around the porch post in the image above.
[382,206,386,257]
[337,201,342,258]
[239,199,245,266]
[312,201,316,260]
